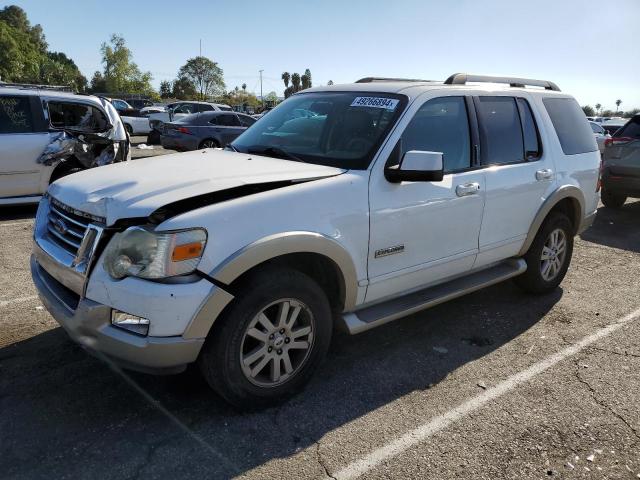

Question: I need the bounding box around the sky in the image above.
[3,0,639,110]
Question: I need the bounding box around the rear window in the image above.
[0,96,34,134]
[543,98,598,155]
[615,117,640,139]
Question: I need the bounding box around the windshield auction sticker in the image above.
[350,97,399,110]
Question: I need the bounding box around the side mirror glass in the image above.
[385,150,444,183]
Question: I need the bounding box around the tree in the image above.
[303,68,312,88]
[100,34,154,95]
[582,105,595,117]
[41,51,87,91]
[291,72,301,91]
[172,76,197,99]
[242,83,246,92]
[89,71,106,93]
[265,91,278,103]
[281,72,290,88]
[595,103,602,115]
[615,99,622,112]
[177,56,225,101]
[159,80,172,98]
[327,80,334,85]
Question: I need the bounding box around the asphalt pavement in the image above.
[1,199,639,479]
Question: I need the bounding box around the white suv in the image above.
[31,74,600,408]
[0,85,129,205]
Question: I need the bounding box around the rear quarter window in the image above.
[0,96,34,134]
[615,117,640,139]
[543,97,598,155]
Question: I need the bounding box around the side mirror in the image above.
[385,150,444,183]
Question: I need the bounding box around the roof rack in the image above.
[0,82,74,92]
[356,77,434,83]
[444,73,560,91]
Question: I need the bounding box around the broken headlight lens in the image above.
[103,227,207,280]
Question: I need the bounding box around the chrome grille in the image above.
[46,201,92,255]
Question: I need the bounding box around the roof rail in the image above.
[0,82,74,92]
[356,77,434,84]
[444,73,560,91]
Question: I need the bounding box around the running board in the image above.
[343,259,526,334]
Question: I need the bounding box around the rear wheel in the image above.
[199,139,219,149]
[514,211,574,294]
[600,187,626,208]
[198,267,332,410]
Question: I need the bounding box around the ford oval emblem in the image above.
[52,218,68,235]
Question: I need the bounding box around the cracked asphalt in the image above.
[1,199,639,479]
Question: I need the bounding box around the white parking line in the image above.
[0,220,34,228]
[0,295,39,307]
[333,306,640,480]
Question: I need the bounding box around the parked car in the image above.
[120,115,152,136]
[31,74,599,409]
[147,101,233,144]
[108,98,139,117]
[160,111,256,151]
[126,98,154,110]
[600,114,640,208]
[589,121,610,153]
[602,119,626,136]
[0,85,129,206]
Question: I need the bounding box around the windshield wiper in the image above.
[246,145,305,163]
[225,144,238,152]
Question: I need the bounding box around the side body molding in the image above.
[518,185,586,256]
[211,231,360,311]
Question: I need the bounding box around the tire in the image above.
[199,267,332,410]
[600,187,626,209]
[199,139,219,149]
[514,211,574,294]
[50,166,82,184]
[124,124,133,136]
[146,129,161,145]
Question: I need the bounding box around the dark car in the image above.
[160,111,256,151]
[126,98,154,110]
[600,115,640,208]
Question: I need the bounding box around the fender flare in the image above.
[518,185,585,256]
[212,231,359,310]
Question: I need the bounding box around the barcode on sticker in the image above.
[350,97,399,110]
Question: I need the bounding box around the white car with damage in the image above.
[31,74,600,408]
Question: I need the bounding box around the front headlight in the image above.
[103,227,207,280]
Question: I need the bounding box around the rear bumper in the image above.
[160,135,198,151]
[31,255,205,374]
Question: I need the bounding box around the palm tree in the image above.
[595,103,601,114]
[281,72,290,88]
[242,83,246,92]
[615,99,622,112]
[327,80,334,85]
[291,72,301,92]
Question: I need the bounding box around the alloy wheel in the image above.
[540,228,567,281]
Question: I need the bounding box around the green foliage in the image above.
[582,105,595,117]
[0,5,85,91]
[171,76,198,100]
[265,91,278,102]
[99,34,154,96]
[159,80,172,98]
[282,69,311,98]
[177,56,225,101]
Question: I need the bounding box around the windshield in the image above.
[231,91,407,169]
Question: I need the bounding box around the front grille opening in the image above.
[37,263,80,311]
[46,201,92,256]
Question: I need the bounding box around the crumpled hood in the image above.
[48,149,345,225]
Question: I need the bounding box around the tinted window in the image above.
[400,96,470,172]
[173,103,193,114]
[517,98,541,158]
[48,102,109,132]
[197,104,214,112]
[216,114,241,127]
[238,115,256,127]
[615,117,640,139]
[218,106,233,111]
[476,97,523,165]
[589,122,604,134]
[543,98,598,155]
[0,96,34,133]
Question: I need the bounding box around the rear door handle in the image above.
[456,182,481,197]
[535,169,554,181]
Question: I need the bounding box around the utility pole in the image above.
[259,69,264,108]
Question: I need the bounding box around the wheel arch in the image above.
[199,138,220,149]
[518,185,585,256]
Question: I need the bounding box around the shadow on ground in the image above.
[0,283,561,479]
[0,204,38,221]
[580,199,640,253]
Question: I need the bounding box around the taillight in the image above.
[596,159,603,192]
[176,127,191,134]
[605,137,632,147]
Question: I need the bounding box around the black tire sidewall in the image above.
[601,188,626,208]
[199,268,332,409]
[517,212,574,293]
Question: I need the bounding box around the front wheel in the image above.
[514,211,574,294]
[199,139,219,149]
[198,267,332,410]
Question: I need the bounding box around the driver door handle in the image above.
[456,182,481,197]
[535,168,554,181]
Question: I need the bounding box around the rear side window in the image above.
[216,114,241,127]
[589,122,604,134]
[615,117,640,139]
[475,97,524,165]
[238,115,256,127]
[0,96,34,133]
[543,98,598,155]
[48,102,109,133]
[400,96,471,172]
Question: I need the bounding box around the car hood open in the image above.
[48,149,345,226]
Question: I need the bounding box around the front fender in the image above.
[207,231,359,311]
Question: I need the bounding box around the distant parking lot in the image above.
[1,200,639,479]
[129,135,176,160]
